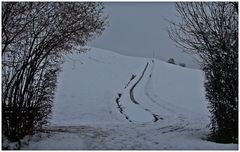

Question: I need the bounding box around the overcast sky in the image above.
[90,2,200,69]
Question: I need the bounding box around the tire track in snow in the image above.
[144,59,176,113]
[144,60,191,126]
[114,63,149,122]
[115,61,165,122]
[129,63,149,104]
[128,62,162,122]
[124,75,136,89]
[115,93,132,122]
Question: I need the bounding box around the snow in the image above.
[23,124,237,150]
[20,47,237,150]
[51,47,146,125]
[23,132,85,150]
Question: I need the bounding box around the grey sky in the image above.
[90,2,200,69]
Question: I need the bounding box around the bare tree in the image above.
[168,2,238,143]
[2,2,108,142]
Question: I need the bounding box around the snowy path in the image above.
[116,59,188,125]
[115,61,163,122]
[142,60,189,124]
[128,61,163,122]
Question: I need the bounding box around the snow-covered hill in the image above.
[22,47,237,150]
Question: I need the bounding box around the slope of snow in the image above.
[51,47,148,125]
[22,47,237,150]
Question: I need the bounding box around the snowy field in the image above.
[21,47,237,150]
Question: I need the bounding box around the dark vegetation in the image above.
[167,58,175,64]
[179,63,186,67]
[2,2,107,143]
[169,2,238,143]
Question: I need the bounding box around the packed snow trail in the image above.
[116,61,162,122]
[119,59,183,124]
[142,59,188,123]
[127,62,162,122]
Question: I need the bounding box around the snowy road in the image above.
[116,61,161,122]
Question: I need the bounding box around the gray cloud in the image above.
[90,2,200,69]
